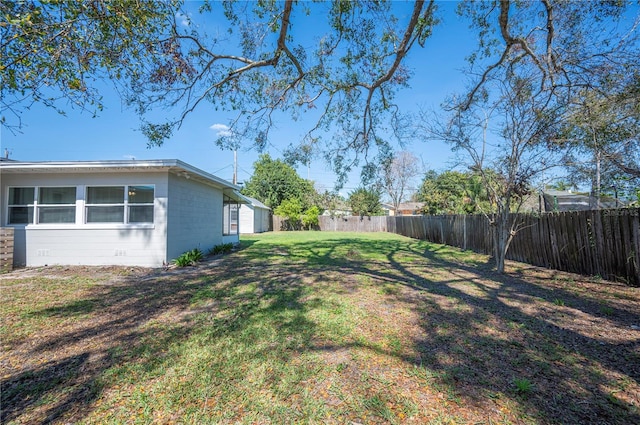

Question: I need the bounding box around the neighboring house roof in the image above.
[0,159,247,202]
[322,200,352,216]
[239,195,271,210]
[397,202,425,211]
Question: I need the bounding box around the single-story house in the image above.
[239,195,271,234]
[0,159,245,268]
[380,203,394,216]
[321,200,352,217]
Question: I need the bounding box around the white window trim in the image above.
[85,184,155,225]
[5,184,155,228]
[36,186,77,225]
[7,186,78,226]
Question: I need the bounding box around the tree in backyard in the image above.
[241,154,315,210]
[456,1,639,111]
[348,187,383,217]
[547,180,577,192]
[420,0,639,273]
[558,88,640,207]
[273,198,303,230]
[300,206,321,230]
[414,169,489,215]
[273,199,320,230]
[313,190,351,218]
[382,151,420,214]
[427,69,563,273]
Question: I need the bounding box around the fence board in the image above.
[0,227,15,272]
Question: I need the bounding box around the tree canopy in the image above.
[0,0,178,130]
[382,151,420,213]
[2,0,438,184]
[414,170,488,215]
[3,0,638,190]
[241,153,315,210]
[348,187,383,217]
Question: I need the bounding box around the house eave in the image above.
[0,159,241,191]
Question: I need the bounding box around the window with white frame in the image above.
[127,185,154,223]
[7,186,76,224]
[8,187,34,224]
[86,185,154,223]
[223,195,239,235]
[38,187,76,223]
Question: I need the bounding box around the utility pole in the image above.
[233,150,237,185]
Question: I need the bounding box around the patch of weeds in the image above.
[553,298,566,306]
[345,248,362,260]
[379,284,399,295]
[615,376,635,391]
[208,243,233,256]
[485,390,502,400]
[600,305,614,316]
[385,334,403,355]
[427,412,466,424]
[357,274,372,285]
[173,248,203,267]
[606,391,624,407]
[363,394,395,423]
[408,365,453,393]
[561,352,580,366]
[513,377,535,397]
[396,394,419,419]
[508,321,525,330]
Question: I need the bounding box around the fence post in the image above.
[463,215,467,251]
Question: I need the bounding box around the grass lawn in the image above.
[1,231,639,424]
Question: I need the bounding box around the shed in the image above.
[239,195,271,233]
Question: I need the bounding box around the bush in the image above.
[173,248,203,267]
[301,205,320,230]
[209,243,233,256]
[274,198,303,230]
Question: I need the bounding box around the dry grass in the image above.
[1,231,639,424]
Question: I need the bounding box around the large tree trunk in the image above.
[492,209,514,273]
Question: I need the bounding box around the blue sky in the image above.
[1,1,479,197]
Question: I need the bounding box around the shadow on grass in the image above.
[259,235,640,423]
[1,244,322,423]
[2,233,638,424]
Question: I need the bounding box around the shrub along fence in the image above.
[273,208,640,285]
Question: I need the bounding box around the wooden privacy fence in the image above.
[274,209,640,285]
[0,227,14,272]
[272,215,390,232]
[391,209,640,285]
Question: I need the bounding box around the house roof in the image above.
[0,159,246,201]
[239,195,271,210]
[397,202,425,211]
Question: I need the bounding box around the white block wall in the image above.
[1,171,168,267]
[166,173,225,261]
